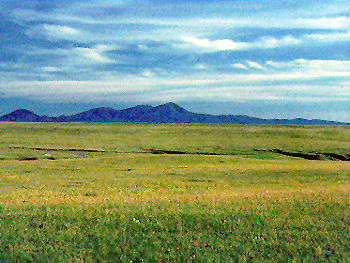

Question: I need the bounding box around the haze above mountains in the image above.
[0,103,347,126]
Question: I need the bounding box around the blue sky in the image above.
[0,0,349,121]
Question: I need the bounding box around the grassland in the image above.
[0,123,349,262]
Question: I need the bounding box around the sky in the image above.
[0,0,349,121]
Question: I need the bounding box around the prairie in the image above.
[0,123,349,262]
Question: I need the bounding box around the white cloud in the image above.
[247,61,265,70]
[181,36,248,51]
[306,31,350,42]
[27,44,118,65]
[231,63,247,70]
[75,46,115,64]
[142,70,154,77]
[25,23,83,42]
[43,24,79,36]
[258,35,301,48]
[197,16,350,30]
[181,34,303,52]
[194,64,207,70]
[185,16,350,30]
[295,16,350,30]
[266,59,350,73]
[94,44,116,51]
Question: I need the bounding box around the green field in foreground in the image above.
[0,123,349,262]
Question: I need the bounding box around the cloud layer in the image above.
[0,0,349,121]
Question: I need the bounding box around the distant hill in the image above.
[0,109,49,122]
[0,102,348,125]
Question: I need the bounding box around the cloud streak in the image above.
[180,35,302,52]
[75,46,116,64]
[1,59,349,102]
[181,31,349,52]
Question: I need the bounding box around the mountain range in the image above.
[0,102,348,125]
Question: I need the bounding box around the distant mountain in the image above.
[64,107,118,122]
[0,103,348,125]
[0,109,48,122]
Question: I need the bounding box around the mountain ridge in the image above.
[0,103,348,125]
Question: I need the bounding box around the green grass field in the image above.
[0,123,349,262]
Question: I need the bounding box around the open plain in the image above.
[0,123,349,262]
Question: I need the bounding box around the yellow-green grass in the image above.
[0,123,349,262]
[0,123,348,157]
[1,154,349,204]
